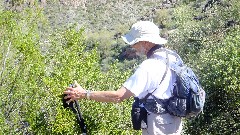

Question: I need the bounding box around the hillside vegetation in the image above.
[0,0,239,134]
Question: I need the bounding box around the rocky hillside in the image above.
[43,0,178,33]
[1,0,195,68]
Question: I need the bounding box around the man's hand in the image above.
[63,80,86,103]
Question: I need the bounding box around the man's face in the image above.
[131,41,146,55]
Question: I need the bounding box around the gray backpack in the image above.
[143,48,206,118]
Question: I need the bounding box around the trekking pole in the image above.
[74,100,87,134]
[62,83,87,134]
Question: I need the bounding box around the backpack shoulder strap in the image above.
[155,49,185,73]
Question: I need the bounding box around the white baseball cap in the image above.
[122,21,167,45]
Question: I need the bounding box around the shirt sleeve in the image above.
[123,66,150,97]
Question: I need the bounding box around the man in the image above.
[63,21,182,135]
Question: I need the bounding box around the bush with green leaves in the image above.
[0,8,141,134]
[165,0,239,134]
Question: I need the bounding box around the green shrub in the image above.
[0,8,140,134]
[166,1,239,134]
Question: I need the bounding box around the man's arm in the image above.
[88,86,134,103]
[63,81,134,103]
